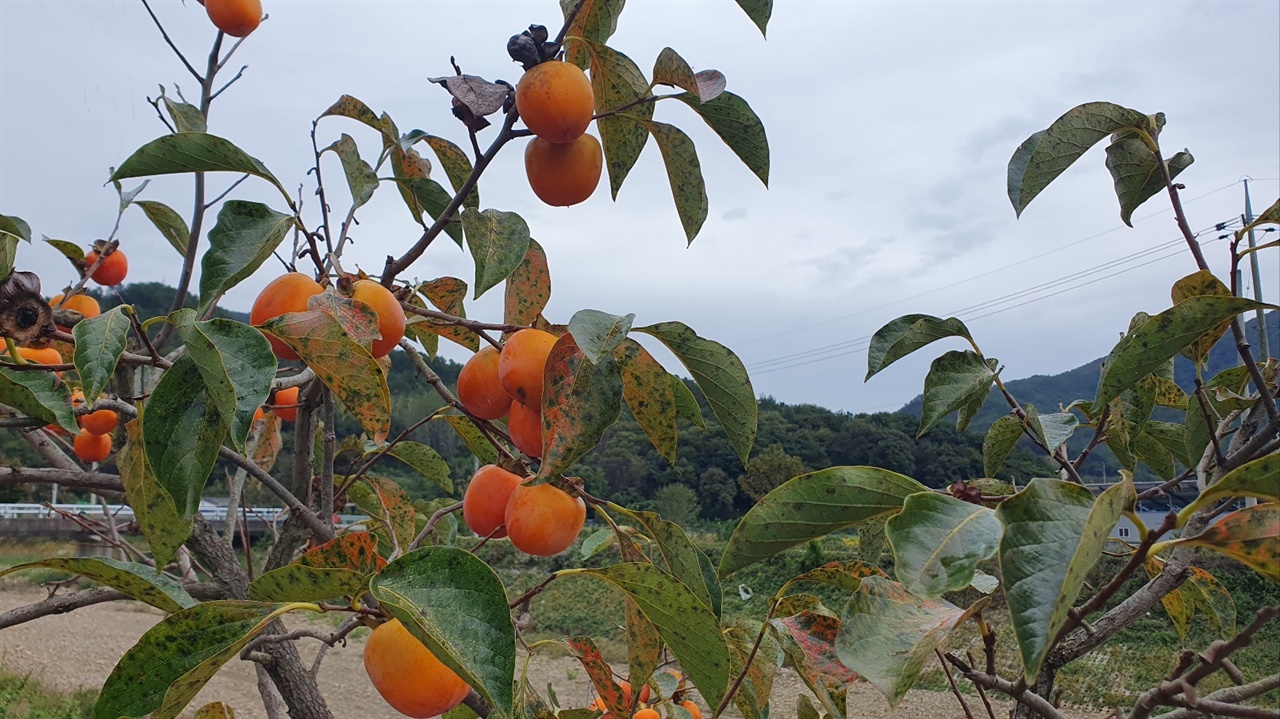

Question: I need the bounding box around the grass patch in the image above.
[0,670,95,719]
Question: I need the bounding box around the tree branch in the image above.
[944,654,1066,719]
[1153,674,1280,719]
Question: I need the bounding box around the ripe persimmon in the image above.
[50,293,100,320]
[525,134,602,207]
[507,401,542,459]
[363,618,470,718]
[74,431,111,463]
[634,710,660,719]
[457,346,511,420]
[680,700,702,718]
[10,346,64,370]
[253,406,266,423]
[504,482,585,556]
[498,328,558,406]
[272,386,299,422]
[462,464,522,539]
[350,279,406,358]
[84,249,128,287]
[79,402,119,436]
[250,273,323,360]
[204,0,262,38]
[515,60,595,144]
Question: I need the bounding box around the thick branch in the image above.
[0,466,125,494]
[1154,674,1280,719]
[944,655,1066,719]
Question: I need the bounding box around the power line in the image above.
[747,225,1236,375]
[746,219,1233,370]
[735,179,1251,347]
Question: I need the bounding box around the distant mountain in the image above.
[899,311,1279,480]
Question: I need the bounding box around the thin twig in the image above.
[937,649,978,719]
[409,501,463,551]
[138,0,202,82]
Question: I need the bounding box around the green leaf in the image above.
[983,415,1024,478]
[369,546,516,716]
[1105,137,1193,226]
[583,41,652,199]
[0,557,194,614]
[0,236,16,284]
[568,309,635,364]
[1007,102,1150,217]
[1186,566,1236,636]
[0,366,76,433]
[561,0,625,69]
[43,237,84,264]
[144,355,226,518]
[887,492,1002,598]
[835,577,988,706]
[733,0,772,36]
[171,310,276,454]
[866,314,973,381]
[92,601,314,719]
[412,276,477,352]
[997,476,1136,681]
[198,201,293,314]
[647,122,708,245]
[349,477,417,554]
[1161,503,1280,581]
[616,339,678,464]
[577,562,731,710]
[249,531,386,602]
[463,208,532,300]
[134,201,190,256]
[436,413,498,465]
[323,133,379,209]
[0,213,32,242]
[503,239,550,328]
[319,95,389,139]
[856,516,889,564]
[613,505,716,611]
[638,321,756,466]
[422,135,478,209]
[537,334,623,481]
[653,47,699,95]
[672,376,705,428]
[1181,454,1280,523]
[918,350,996,438]
[1170,270,1235,363]
[158,89,206,133]
[579,528,615,560]
[1024,405,1079,452]
[259,310,391,443]
[725,620,780,719]
[780,560,886,596]
[1133,430,1177,480]
[1142,421,1192,467]
[375,441,453,494]
[72,306,131,402]
[720,466,927,577]
[674,91,770,186]
[1095,295,1275,410]
[110,133,292,207]
[119,421,190,568]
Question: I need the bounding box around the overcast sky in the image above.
[2,0,1277,415]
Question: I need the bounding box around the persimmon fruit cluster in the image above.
[461,464,586,557]
[363,618,470,718]
[516,60,602,206]
[458,328,559,459]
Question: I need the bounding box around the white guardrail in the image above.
[0,503,367,526]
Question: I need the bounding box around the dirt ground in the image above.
[0,586,1106,719]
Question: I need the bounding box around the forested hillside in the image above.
[900,311,1278,481]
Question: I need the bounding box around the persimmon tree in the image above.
[0,3,1277,719]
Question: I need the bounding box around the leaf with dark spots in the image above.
[536,333,623,482]
[504,239,550,329]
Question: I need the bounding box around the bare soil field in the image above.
[0,586,1106,719]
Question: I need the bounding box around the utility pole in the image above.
[1242,179,1270,362]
